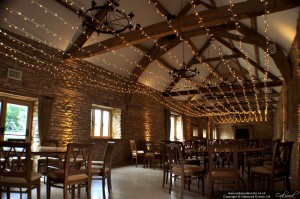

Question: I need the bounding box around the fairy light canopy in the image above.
[0,0,299,122]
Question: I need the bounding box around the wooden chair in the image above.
[0,141,41,199]
[91,141,115,199]
[37,139,60,183]
[166,143,205,199]
[247,139,275,180]
[143,141,162,169]
[208,145,241,197]
[129,140,144,167]
[250,141,294,192]
[46,143,94,199]
[161,142,170,188]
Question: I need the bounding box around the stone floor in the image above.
[1,165,291,199]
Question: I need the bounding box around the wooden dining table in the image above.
[31,146,67,156]
[190,147,265,174]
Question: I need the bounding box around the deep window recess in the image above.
[91,104,121,139]
[169,113,183,141]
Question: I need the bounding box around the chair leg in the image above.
[102,175,106,199]
[87,181,91,199]
[180,175,184,199]
[77,183,81,198]
[46,180,51,199]
[37,183,41,199]
[63,185,68,199]
[108,172,112,193]
[71,185,75,199]
[169,173,172,194]
[162,170,166,188]
[251,173,255,191]
[27,185,32,199]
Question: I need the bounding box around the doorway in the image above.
[235,128,250,139]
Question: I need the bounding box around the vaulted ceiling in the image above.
[0,0,299,122]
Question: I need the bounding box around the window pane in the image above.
[102,111,110,137]
[94,109,101,136]
[4,103,28,140]
[170,116,175,141]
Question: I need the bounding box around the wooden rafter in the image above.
[129,0,191,82]
[65,0,300,60]
[196,54,240,63]
[215,37,280,81]
[130,37,181,81]
[190,92,279,105]
[163,80,283,96]
[63,1,114,53]
[133,44,175,71]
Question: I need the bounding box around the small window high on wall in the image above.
[170,113,183,141]
[91,104,121,139]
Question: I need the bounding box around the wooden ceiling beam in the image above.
[190,92,279,105]
[55,0,115,53]
[163,80,283,96]
[215,37,280,81]
[196,54,241,63]
[133,44,176,71]
[238,23,292,81]
[197,102,275,111]
[130,38,181,81]
[54,0,77,14]
[207,71,249,80]
[130,0,191,82]
[66,0,300,60]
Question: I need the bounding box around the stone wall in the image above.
[273,13,300,190]
[0,30,167,166]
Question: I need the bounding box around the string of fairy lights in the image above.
[2,0,264,118]
[261,0,271,122]
[226,0,262,120]
[2,5,209,115]
[186,0,273,123]
[0,0,275,121]
[148,0,248,116]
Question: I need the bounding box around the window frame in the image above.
[91,106,112,138]
[0,96,33,141]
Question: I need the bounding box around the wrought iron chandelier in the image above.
[78,0,140,35]
[169,0,199,79]
[169,61,200,79]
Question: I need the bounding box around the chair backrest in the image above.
[103,141,115,169]
[208,139,219,146]
[166,143,183,172]
[0,141,31,181]
[247,139,260,147]
[129,140,137,153]
[272,141,294,174]
[64,143,94,179]
[194,140,207,150]
[144,141,155,153]
[41,139,59,147]
[208,145,239,175]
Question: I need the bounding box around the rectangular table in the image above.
[31,146,67,156]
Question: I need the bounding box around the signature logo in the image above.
[276,191,299,199]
